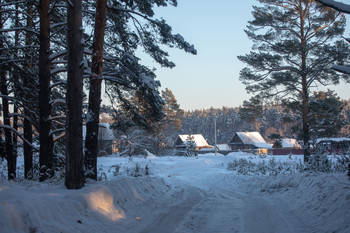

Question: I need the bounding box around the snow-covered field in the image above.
[1,152,350,233]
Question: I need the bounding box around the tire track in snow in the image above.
[135,186,205,233]
[173,187,302,233]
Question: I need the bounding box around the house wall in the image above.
[229,134,250,151]
[229,143,255,151]
[316,140,350,154]
[272,149,304,155]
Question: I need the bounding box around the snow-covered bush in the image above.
[335,154,350,176]
[227,153,350,176]
[0,158,6,179]
[226,158,257,175]
[305,153,332,173]
[108,164,121,176]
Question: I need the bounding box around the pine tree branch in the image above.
[316,0,350,14]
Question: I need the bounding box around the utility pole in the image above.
[214,118,217,156]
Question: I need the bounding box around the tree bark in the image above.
[65,0,85,189]
[302,75,310,162]
[0,0,15,180]
[12,2,20,160]
[39,0,54,181]
[85,0,108,180]
[299,1,311,162]
[24,1,34,179]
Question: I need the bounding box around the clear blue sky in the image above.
[138,0,350,111]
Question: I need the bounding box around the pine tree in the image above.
[65,0,85,189]
[238,0,350,161]
[161,88,184,133]
[85,0,108,181]
[185,135,197,157]
[151,88,184,154]
[39,0,54,181]
[239,96,263,131]
[309,90,345,139]
[83,0,196,177]
[0,0,15,180]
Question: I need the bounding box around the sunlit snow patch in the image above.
[86,187,125,222]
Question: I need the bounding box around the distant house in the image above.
[229,132,272,154]
[315,138,350,154]
[272,138,303,155]
[174,134,213,155]
[83,123,115,156]
[281,138,300,149]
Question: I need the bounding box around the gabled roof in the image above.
[233,132,272,149]
[316,137,350,144]
[281,138,300,148]
[176,134,211,148]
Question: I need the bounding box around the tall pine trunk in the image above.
[65,0,84,189]
[85,0,108,180]
[39,0,53,181]
[299,7,310,162]
[302,75,310,162]
[24,2,34,179]
[0,0,15,180]
[12,3,20,160]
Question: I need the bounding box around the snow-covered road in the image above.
[1,153,349,233]
[133,155,307,233]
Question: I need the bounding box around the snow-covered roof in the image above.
[316,137,350,144]
[216,144,231,151]
[235,132,272,149]
[177,134,211,148]
[281,139,300,148]
[82,123,115,141]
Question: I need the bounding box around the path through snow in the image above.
[1,153,349,233]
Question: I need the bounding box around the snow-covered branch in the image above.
[0,124,39,152]
[49,128,66,138]
[0,27,39,35]
[50,80,67,89]
[316,0,350,14]
[108,6,158,24]
[49,50,67,61]
[53,131,66,142]
[51,67,67,76]
[50,99,66,106]
[332,65,350,75]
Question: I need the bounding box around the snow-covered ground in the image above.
[1,152,350,233]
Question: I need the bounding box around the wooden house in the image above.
[83,123,115,156]
[271,138,303,155]
[229,132,272,154]
[315,138,350,154]
[281,138,300,149]
[174,134,213,155]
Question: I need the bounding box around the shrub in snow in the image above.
[227,158,256,175]
[335,154,350,176]
[0,158,6,179]
[227,153,350,176]
[305,153,332,173]
[108,164,121,176]
[98,162,150,180]
[133,162,141,177]
[98,166,108,181]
